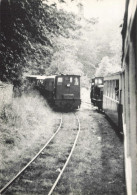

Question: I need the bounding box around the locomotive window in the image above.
[95,78,102,85]
[64,77,72,82]
[74,77,79,85]
[70,77,73,82]
[57,77,63,85]
[98,79,102,84]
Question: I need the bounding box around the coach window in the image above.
[109,81,111,97]
[107,81,109,96]
[74,77,79,85]
[113,81,115,98]
[108,81,111,97]
[104,82,107,95]
[57,77,63,85]
[111,80,113,98]
[105,82,107,96]
[115,80,119,100]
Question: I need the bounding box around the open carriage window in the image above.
[115,80,119,100]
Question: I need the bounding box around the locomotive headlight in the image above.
[67,83,70,87]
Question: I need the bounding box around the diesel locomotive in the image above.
[26,74,81,110]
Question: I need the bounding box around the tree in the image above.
[0,0,79,85]
[95,56,121,77]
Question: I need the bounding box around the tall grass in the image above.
[0,91,57,171]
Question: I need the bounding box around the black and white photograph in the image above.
[0,0,136,194]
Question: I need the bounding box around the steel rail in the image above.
[48,114,81,195]
[0,114,63,195]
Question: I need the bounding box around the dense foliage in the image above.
[0,0,79,86]
[0,0,122,87]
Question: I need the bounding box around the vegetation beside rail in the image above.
[0,92,58,185]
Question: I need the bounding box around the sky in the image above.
[82,0,125,20]
[53,0,126,23]
[45,0,126,33]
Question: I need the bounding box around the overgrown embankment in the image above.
[0,92,60,186]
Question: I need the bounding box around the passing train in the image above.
[91,0,137,194]
[90,73,123,133]
[26,74,81,110]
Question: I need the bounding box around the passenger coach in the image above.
[121,0,137,194]
[103,72,123,132]
[53,75,81,109]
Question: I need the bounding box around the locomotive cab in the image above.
[91,77,104,109]
[54,75,81,109]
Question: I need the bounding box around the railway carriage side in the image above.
[36,76,55,99]
[103,72,123,132]
[25,75,38,91]
[35,75,56,105]
[121,1,137,194]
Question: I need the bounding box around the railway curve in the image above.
[1,113,81,195]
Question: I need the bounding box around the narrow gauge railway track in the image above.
[1,113,81,195]
[0,114,63,195]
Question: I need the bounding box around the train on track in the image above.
[90,72,123,133]
[26,74,81,110]
[90,77,104,110]
[91,0,137,194]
